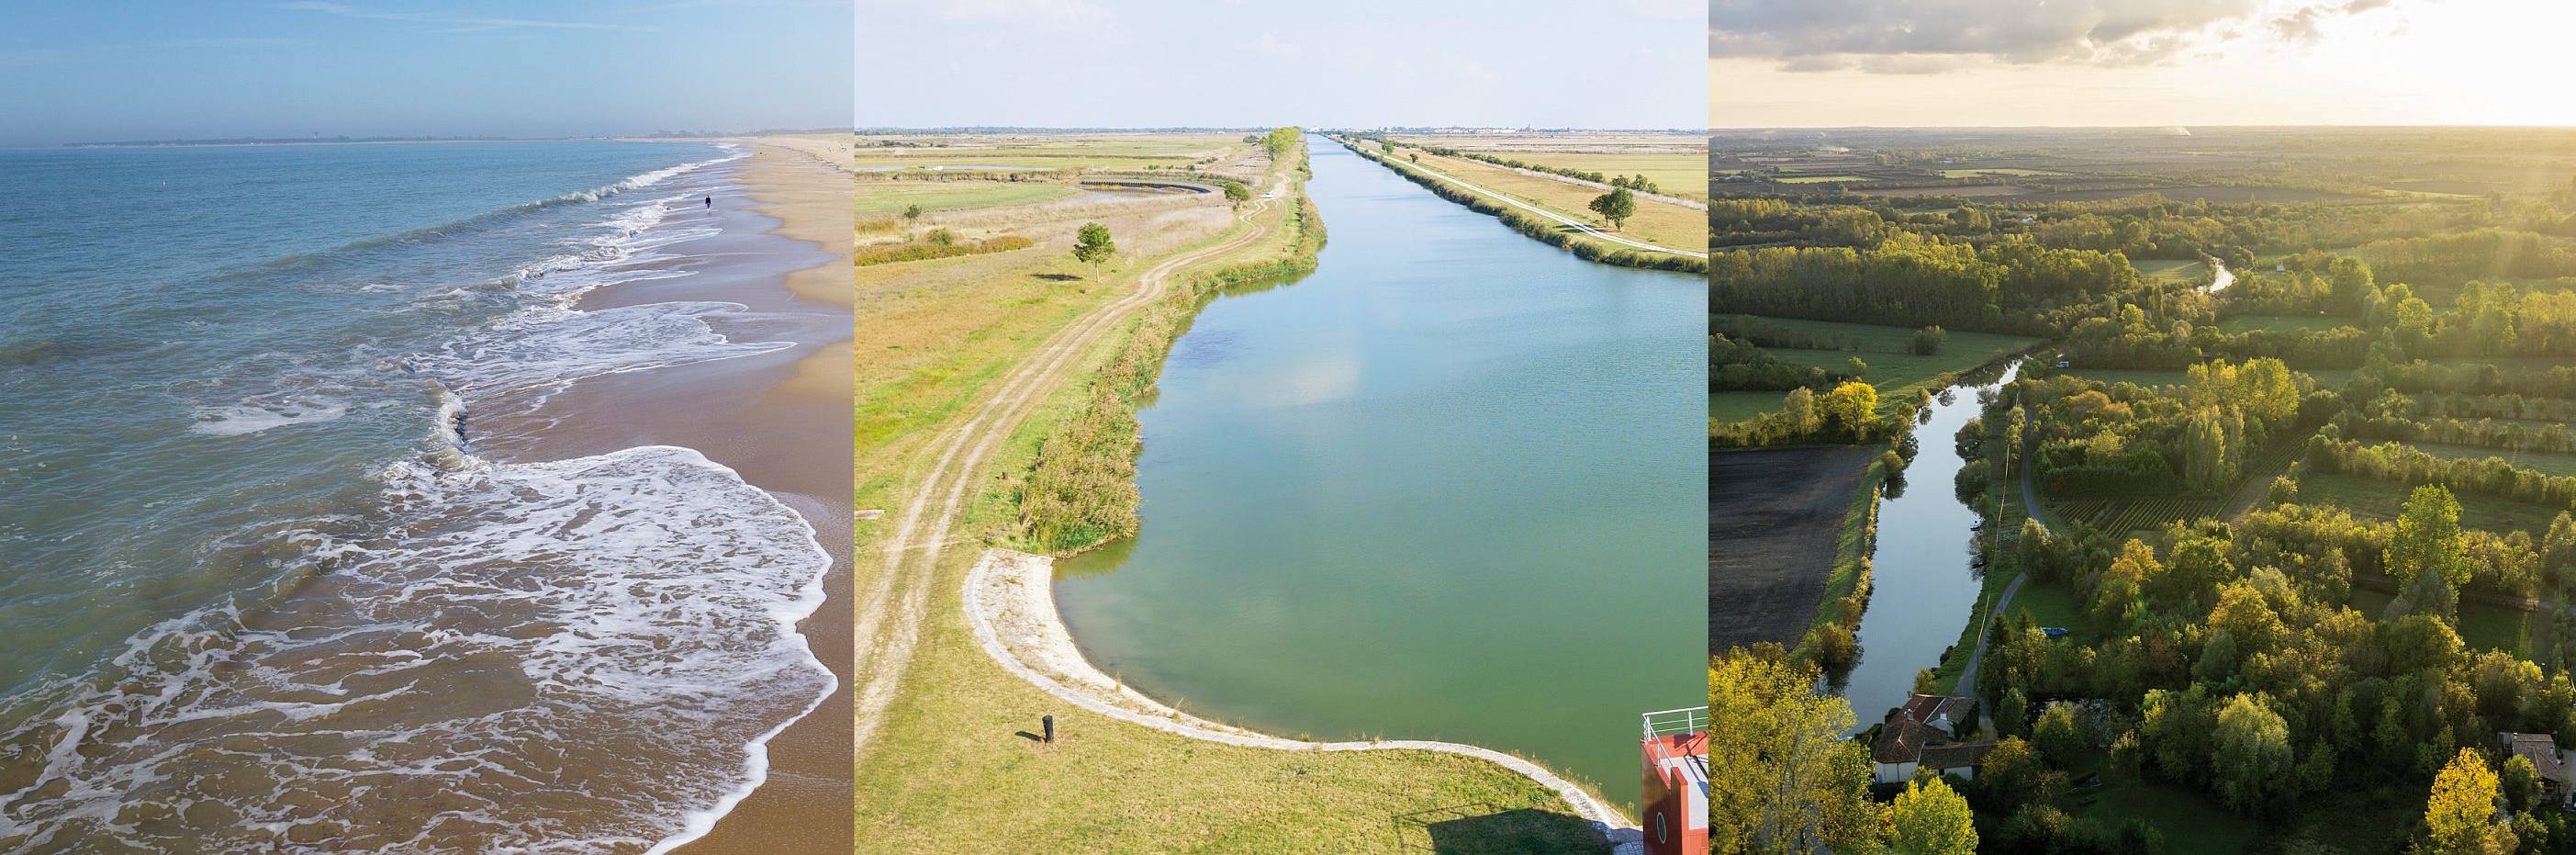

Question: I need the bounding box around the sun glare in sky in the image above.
[1712,0,2576,127]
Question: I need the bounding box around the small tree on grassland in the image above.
[902,204,924,223]
[1588,186,1637,231]
[1072,222,1115,278]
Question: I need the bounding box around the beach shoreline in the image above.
[498,138,853,852]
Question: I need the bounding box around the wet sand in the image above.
[497,140,852,852]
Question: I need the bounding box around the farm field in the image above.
[2133,257,2206,282]
[1773,174,1873,184]
[1710,390,1787,422]
[1715,314,2036,414]
[853,132,1249,172]
[856,181,1074,217]
[2295,472,2567,536]
[1388,134,1707,202]
[2049,497,2225,538]
[1392,146,1704,253]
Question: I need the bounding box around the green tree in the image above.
[1071,222,1115,278]
[2504,753,2539,813]
[2212,693,2292,814]
[1709,646,1879,853]
[902,203,924,223]
[1781,386,1820,436]
[1379,139,1393,154]
[1588,186,1637,231]
[2034,703,2086,765]
[1886,777,1978,855]
[2425,748,2517,855]
[2391,485,2468,589]
[1221,181,1250,205]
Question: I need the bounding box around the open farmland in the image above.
[1388,131,1706,201]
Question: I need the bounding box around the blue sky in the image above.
[856,0,1704,129]
[1,1,850,145]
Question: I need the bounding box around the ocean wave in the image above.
[417,299,790,417]
[0,444,833,853]
[187,395,352,436]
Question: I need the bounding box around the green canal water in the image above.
[1056,137,1703,805]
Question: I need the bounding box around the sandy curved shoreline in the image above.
[964,548,1645,849]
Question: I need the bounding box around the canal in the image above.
[1055,136,1704,804]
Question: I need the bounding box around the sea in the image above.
[0,141,832,852]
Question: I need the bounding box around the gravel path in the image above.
[966,549,1643,850]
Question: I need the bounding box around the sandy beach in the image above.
[503,139,853,852]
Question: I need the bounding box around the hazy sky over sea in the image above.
[1711,0,2576,127]
[0,1,850,145]
[856,0,1707,129]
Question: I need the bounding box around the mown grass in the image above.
[856,137,1611,851]
[2298,471,2565,536]
[856,180,1075,217]
[2351,588,2531,655]
[2133,257,2207,282]
[1453,149,1707,201]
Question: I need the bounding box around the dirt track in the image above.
[1710,445,1880,653]
[851,180,1284,756]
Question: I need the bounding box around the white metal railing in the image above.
[1641,706,1708,739]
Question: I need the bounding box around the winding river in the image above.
[1055,136,1703,803]
[1834,362,2022,730]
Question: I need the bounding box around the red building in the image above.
[1640,707,1708,855]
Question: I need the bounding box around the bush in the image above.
[1912,324,1949,355]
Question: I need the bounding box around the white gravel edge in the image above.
[963,547,1645,851]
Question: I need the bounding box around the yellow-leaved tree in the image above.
[2424,748,2516,855]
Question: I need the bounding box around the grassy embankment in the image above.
[1343,138,1706,273]
[855,134,1609,852]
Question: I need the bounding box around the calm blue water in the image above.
[1058,138,1705,806]
[0,142,832,851]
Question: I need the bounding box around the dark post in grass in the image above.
[1042,714,1055,744]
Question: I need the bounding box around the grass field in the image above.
[1722,315,2037,400]
[2298,471,2567,536]
[1937,167,2060,178]
[1386,132,1706,200]
[1710,390,1789,422]
[2134,257,2207,282]
[1395,147,1704,254]
[856,180,1076,217]
[2351,588,2531,654]
[855,135,1607,850]
[854,132,1249,172]
[1420,148,1704,201]
[1714,316,2035,422]
[2216,314,2353,334]
[2409,441,2576,477]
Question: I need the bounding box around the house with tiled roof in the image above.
[1873,698,1998,784]
[2502,731,2570,809]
